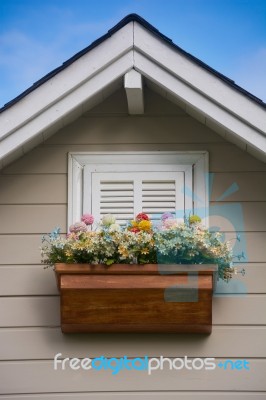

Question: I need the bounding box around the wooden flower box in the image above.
[55,263,218,334]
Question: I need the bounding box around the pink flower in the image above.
[161,212,174,221]
[163,219,178,229]
[81,214,94,225]
[69,221,87,233]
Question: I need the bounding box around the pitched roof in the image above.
[0,13,265,168]
[1,13,265,113]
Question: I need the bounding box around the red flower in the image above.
[130,227,140,233]
[136,213,149,222]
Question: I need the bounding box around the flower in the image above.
[161,212,174,221]
[138,220,152,231]
[69,221,87,233]
[81,214,94,225]
[102,214,116,226]
[163,219,178,229]
[189,215,202,224]
[128,214,152,233]
[136,213,149,222]
[109,223,121,232]
[41,212,237,282]
[130,227,140,233]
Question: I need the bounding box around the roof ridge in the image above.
[1,13,265,113]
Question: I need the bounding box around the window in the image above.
[68,152,209,226]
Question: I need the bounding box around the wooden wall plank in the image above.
[2,143,266,175]
[0,296,266,328]
[1,233,265,264]
[0,205,67,233]
[211,172,266,202]
[44,116,225,145]
[0,89,265,398]
[0,264,264,296]
[0,236,42,265]
[0,359,265,393]
[0,326,265,360]
[0,393,265,400]
[209,202,266,232]
[0,266,58,296]
[215,264,266,294]
[0,175,67,204]
[0,297,60,327]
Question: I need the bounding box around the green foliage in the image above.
[41,214,236,282]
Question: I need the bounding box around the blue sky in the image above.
[0,0,266,108]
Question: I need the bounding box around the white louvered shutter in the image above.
[91,172,185,225]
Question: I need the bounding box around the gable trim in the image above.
[134,51,266,155]
[0,15,265,168]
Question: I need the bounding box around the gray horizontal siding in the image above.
[0,89,265,397]
[0,393,265,400]
[0,295,266,327]
[0,359,265,393]
[1,233,265,264]
[0,326,266,360]
[0,264,265,296]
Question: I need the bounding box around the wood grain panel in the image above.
[0,359,265,393]
[0,264,265,296]
[1,295,266,327]
[1,326,266,360]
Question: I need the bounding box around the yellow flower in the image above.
[138,220,152,231]
[118,246,129,257]
[141,247,149,255]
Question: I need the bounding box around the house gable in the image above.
[0,13,265,169]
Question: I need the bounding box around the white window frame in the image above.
[68,151,209,226]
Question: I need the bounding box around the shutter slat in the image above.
[143,208,176,213]
[92,172,185,225]
[142,179,178,218]
[100,184,133,190]
[100,197,134,202]
[142,202,176,207]
[143,190,178,197]
[98,179,134,222]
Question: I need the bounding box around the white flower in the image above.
[109,223,121,232]
[102,214,116,226]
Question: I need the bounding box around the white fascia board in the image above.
[134,23,266,135]
[0,53,134,161]
[134,52,266,155]
[0,23,134,141]
[124,69,144,114]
